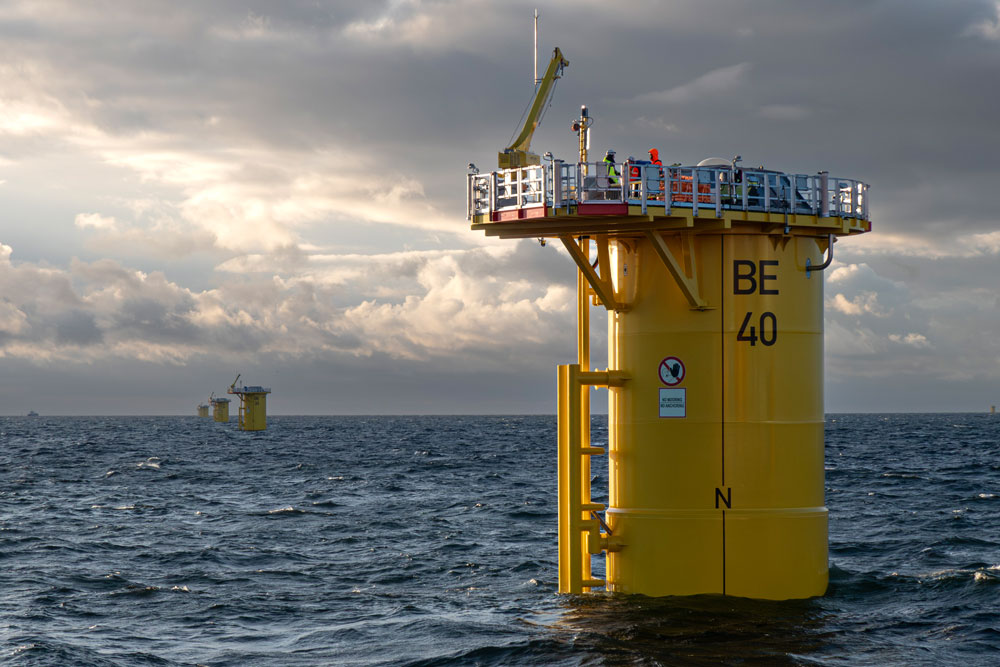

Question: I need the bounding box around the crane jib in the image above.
[499,47,569,169]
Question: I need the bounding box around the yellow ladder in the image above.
[557,364,627,593]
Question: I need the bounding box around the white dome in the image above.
[696,157,731,167]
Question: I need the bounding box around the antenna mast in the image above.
[534,9,539,85]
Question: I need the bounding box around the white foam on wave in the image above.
[267,505,303,514]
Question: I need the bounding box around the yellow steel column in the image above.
[604,231,827,600]
[576,237,594,589]
[557,364,572,592]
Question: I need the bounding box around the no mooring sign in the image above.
[658,356,685,386]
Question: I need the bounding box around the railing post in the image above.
[715,169,722,218]
[819,171,829,217]
[764,174,771,213]
[693,169,700,216]
[665,168,672,215]
[741,170,748,211]
[640,164,648,214]
[552,160,563,208]
[489,172,497,214]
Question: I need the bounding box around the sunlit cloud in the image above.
[631,63,751,105]
[340,0,508,53]
[843,230,1000,259]
[964,1,1000,39]
[0,242,573,366]
[889,332,931,348]
[829,291,887,317]
[74,213,117,230]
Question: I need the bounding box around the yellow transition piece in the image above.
[603,232,827,599]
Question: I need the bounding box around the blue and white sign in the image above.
[659,388,686,418]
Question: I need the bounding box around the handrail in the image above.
[468,161,870,223]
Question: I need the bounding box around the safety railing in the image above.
[468,161,870,222]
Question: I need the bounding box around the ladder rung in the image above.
[582,578,605,588]
[580,503,604,511]
[581,446,604,455]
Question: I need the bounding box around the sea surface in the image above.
[0,414,998,666]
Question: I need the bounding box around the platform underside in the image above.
[471,205,870,240]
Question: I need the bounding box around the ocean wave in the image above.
[2,414,999,665]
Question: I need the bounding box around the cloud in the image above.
[634,116,680,133]
[829,291,886,317]
[0,240,575,367]
[888,332,931,348]
[631,63,751,105]
[843,229,1000,260]
[823,253,1000,389]
[0,15,468,264]
[757,104,810,121]
[964,1,1000,39]
[211,12,283,42]
[0,299,29,336]
[74,213,117,230]
[339,0,508,53]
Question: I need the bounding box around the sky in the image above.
[2,0,1000,415]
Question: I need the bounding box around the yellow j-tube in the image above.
[605,232,827,600]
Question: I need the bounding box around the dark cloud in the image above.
[54,309,102,346]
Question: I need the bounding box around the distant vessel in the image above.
[27,410,39,417]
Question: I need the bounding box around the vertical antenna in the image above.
[534,9,539,85]
[573,105,591,175]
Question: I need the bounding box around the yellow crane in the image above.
[497,47,568,169]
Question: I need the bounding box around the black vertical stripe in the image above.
[721,237,727,596]
[721,238,725,486]
[722,510,727,595]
